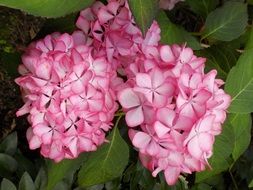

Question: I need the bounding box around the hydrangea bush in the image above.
[1,0,253,189]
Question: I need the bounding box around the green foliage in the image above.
[201,1,248,41]
[46,154,87,190]
[0,153,18,177]
[18,172,36,190]
[186,0,219,17]
[225,29,253,113]
[128,0,159,36]
[0,132,17,155]
[78,127,129,187]
[156,12,202,50]
[231,114,252,161]
[0,0,94,18]
[196,44,239,80]
[1,178,17,190]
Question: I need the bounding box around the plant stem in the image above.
[229,170,239,190]
[115,114,123,128]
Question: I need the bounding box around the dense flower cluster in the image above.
[15,0,231,186]
[76,0,142,69]
[15,33,118,162]
[118,22,231,185]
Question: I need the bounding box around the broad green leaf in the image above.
[0,0,94,18]
[225,29,253,113]
[78,127,129,187]
[195,117,235,182]
[128,0,159,35]
[46,154,86,190]
[186,0,219,17]
[1,178,16,190]
[157,12,202,50]
[0,132,17,155]
[18,172,35,190]
[35,167,47,190]
[230,114,252,161]
[196,44,239,80]
[0,153,18,177]
[202,2,247,41]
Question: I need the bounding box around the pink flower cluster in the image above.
[117,23,231,185]
[16,33,118,162]
[15,0,231,185]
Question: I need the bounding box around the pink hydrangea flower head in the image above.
[16,33,119,162]
[117,22,231,185]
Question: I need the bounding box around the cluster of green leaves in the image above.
[1,0,253,189]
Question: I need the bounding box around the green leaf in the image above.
[196,44,239,80]
[35,167,47,190]
[156,12,202,50]
[46,154,86,190]
[249,178,253,188]
[202,2,247,41]
[186,0,219,17]
[1,178,17,190]
[0,153,18,177]
[0,132,17,155]
[230,114,252,161]
[78,127,129,187]
[225,29,253,113]
[0,0,94,18]
[18,172,35,190]
[128,0,159,35]
[195,117,235,182]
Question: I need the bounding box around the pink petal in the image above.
[198,133,214,152]
[154,121,170,137]
[153,93,167,108]
[136,73,152,88]
[126,106,144,127]
[71,80,84,94]
[36,61,51,80]
[194,89,212,104]
[160,45,175,63]
[118,88,140,109]
[187,137,202,159]
[132,131,151,149]
[146,140,159,156]
[164,166,181,185]
[198,115,215,132]
[151,68,164,88]
[157,108,175,127]
[179,47,193,63]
